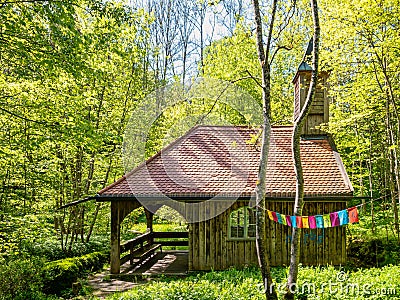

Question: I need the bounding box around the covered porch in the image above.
[106,199,188,274]
[118,250,188,277]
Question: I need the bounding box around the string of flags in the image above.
[266,206,359,229]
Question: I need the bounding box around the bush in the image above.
[20,235,109,261]
[0,257,46,300]
[43,251,108,295]
[347,237,400,267]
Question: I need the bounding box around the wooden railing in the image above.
[120,231,153,265]
[152,231,188,246]
[119,231,188,266]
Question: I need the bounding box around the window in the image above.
[229,206,256,240]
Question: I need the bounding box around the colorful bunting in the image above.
[308,216,317,229]
[302,216,309,228]
[276,212,283,224]
[323,214,331,228]
[265,206,360,229]
[315,215,324,228]
[286,215,292,227]
[348,207,359,223]
[338,209,349,225]
[272,211,278,222]
[296,216,303,228]
[267,210,274,221]
[291,216,297,228]
[330,212,340,227]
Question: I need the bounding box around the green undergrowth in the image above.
[43,251,109,295]
[107,265,400,300]
[346,206,400,267]
[0,251,108,299]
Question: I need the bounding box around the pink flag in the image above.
[308,216,317,229]
[330,212,340,227]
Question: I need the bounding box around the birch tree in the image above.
[285,0,320,298]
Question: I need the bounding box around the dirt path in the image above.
[87,251,188,299]
[86,270,149,299]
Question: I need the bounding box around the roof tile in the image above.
[99,126,353,198]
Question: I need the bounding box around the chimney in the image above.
[293,40,329,135]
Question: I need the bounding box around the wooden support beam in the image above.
[145,208,154,233]
[110,201,121,274]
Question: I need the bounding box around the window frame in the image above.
[228,206,256,241]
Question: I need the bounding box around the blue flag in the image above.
[338,209,349,225]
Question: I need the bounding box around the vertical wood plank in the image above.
[208,207,214,269]
[316,201,324,265]
[276,202,283,265]
[188,223,193,271]
[281,201,288,266]
[193,221,199,270]
[221,207,228,269]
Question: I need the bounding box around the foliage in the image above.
[0,258,48,300]
[348,237,400,268]
[1,0,400,297]
[0,213,55,259]
[0,250,107,299]
[108,267,264,300]
[20,234,109,261]
[202,24,304,125]
[42,251,108,295]
[318,0,400,238]
[107,265,400,299]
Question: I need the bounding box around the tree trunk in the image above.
[368,127,375,233]
[251,0,278,298]
[285,0,320,298]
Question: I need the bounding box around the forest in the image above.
[1,0,400,299]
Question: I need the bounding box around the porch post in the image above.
[145,208,154,233]
[110,201,120,274]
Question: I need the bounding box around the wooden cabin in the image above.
[89,55,353,274]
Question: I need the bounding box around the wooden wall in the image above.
[189,200,347,271]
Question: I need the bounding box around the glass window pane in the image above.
[230,226,238,238]
[247,207,256,225]
[230,208,245,238]
[247,224,256,237]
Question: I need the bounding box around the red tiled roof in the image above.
[99,126,353,199]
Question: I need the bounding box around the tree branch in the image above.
[245,70,263,88]
[0,106,61,131]
[195,76,258,125]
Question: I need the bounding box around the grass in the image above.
[105,207,400,299]
[106,265,400,299]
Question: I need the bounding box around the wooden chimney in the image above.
[293,42,329,135]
